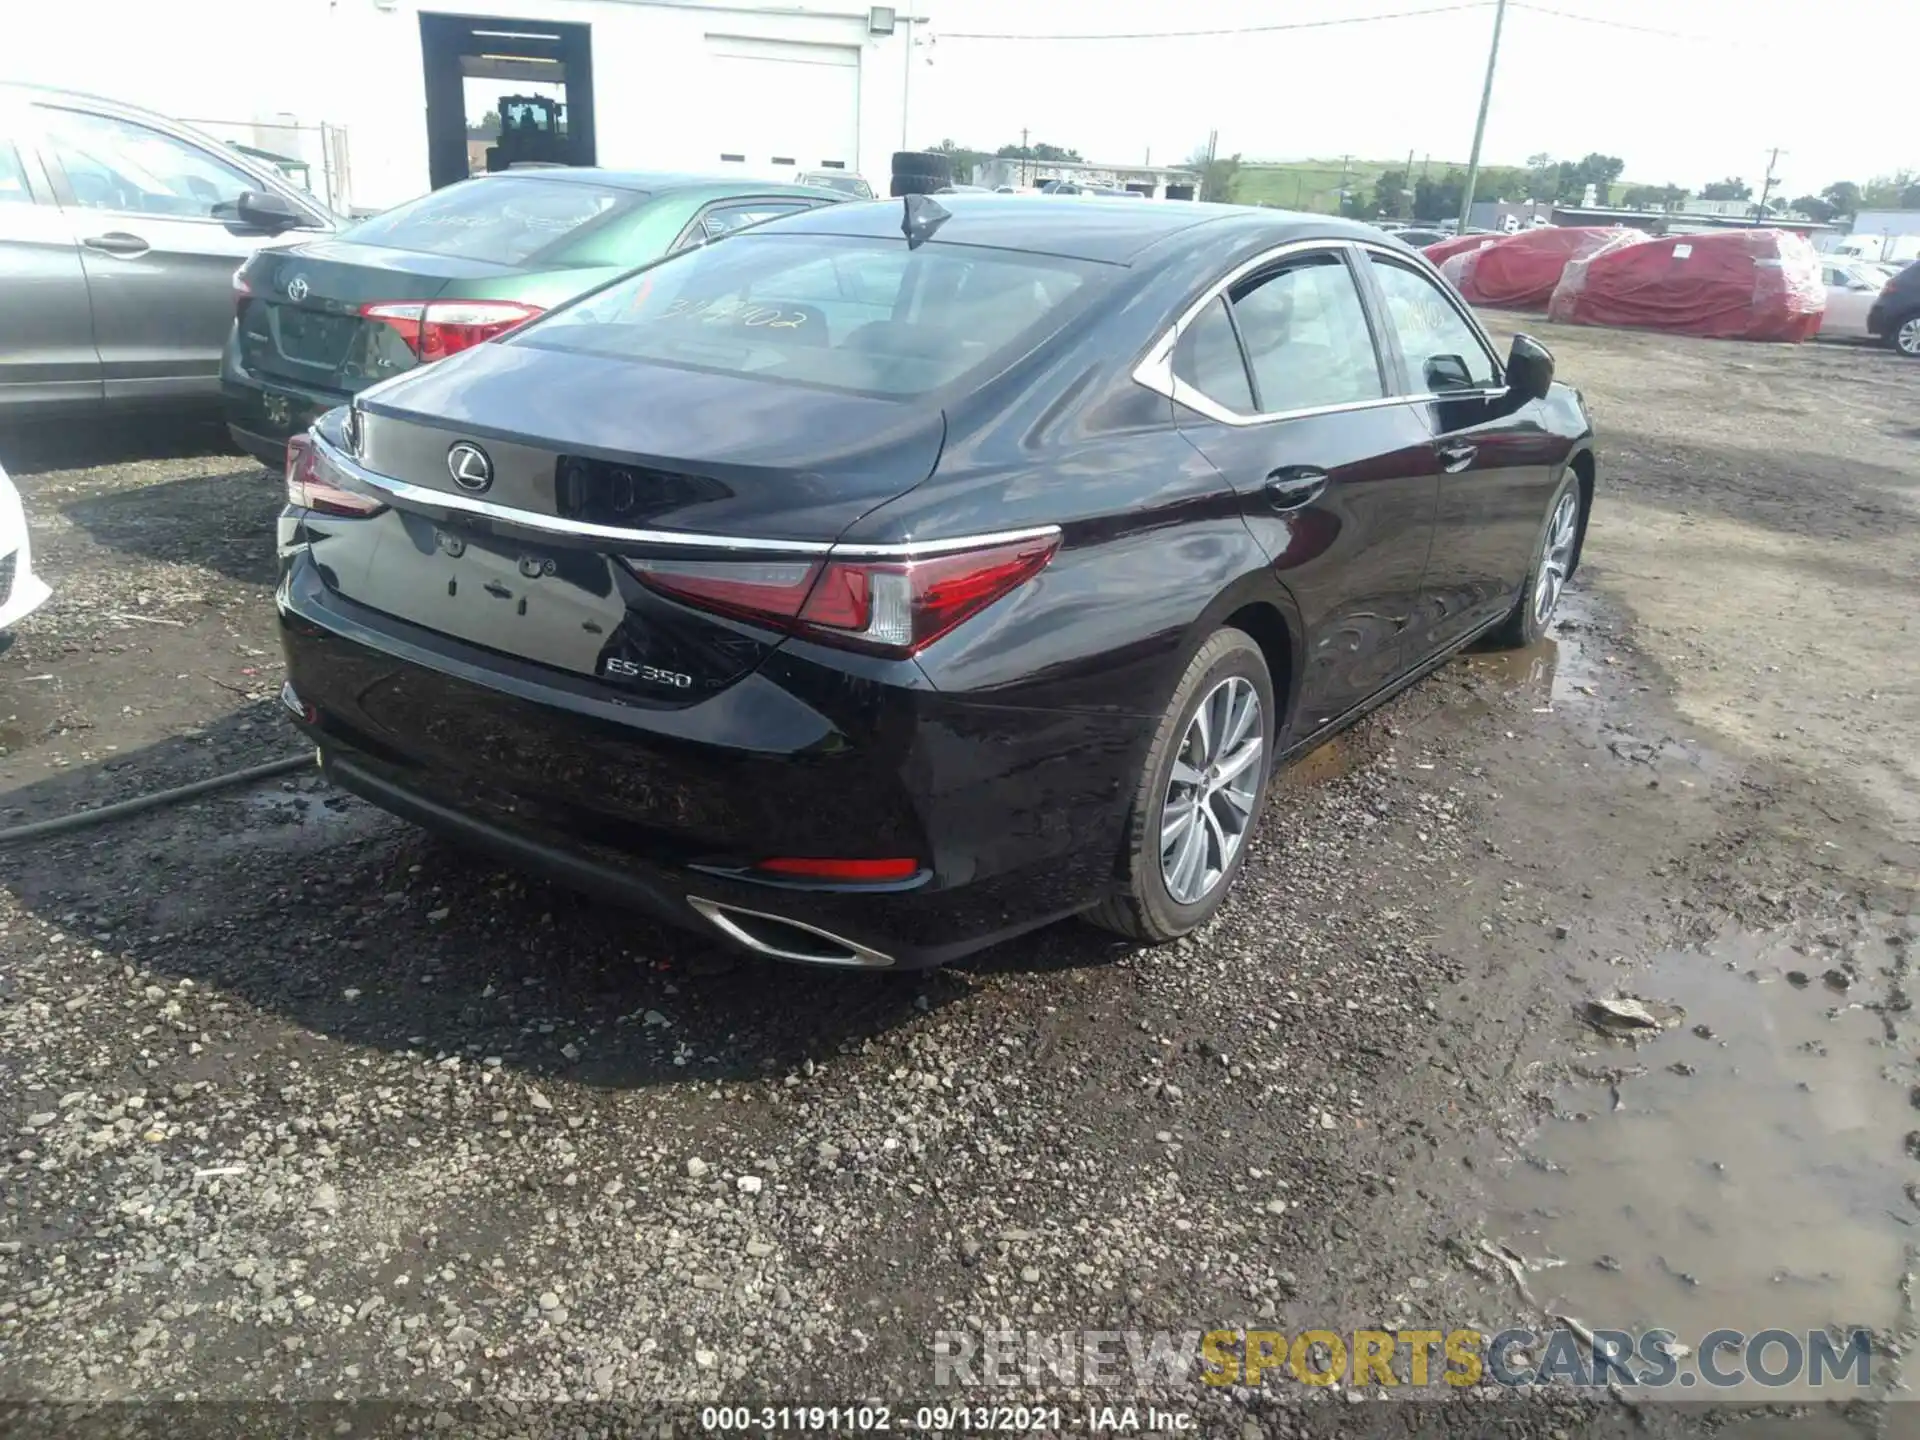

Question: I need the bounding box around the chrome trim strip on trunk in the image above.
[307,430,1061,559]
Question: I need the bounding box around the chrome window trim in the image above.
[307,431,1060,559]
[1135,236,1510,426]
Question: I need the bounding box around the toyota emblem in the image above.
[447,442,494,493]
[286,275,310,302]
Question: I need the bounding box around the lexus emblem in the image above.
[447,442,493,493]
[286,274,310,302]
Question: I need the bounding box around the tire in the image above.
[890,151,953,197]
[1884,310,1920,358]
[1488,469,1582,649]
[1087,628,1275,944]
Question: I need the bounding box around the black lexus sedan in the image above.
[276,196,1596,970]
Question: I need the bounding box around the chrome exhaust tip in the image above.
[688,897,894,969]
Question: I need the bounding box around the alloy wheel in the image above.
[1898,316,1920,357]
[1159,676,1263,905]
[1533,490,1580,627]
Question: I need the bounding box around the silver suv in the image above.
[0,82,335,422]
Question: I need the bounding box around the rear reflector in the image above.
[755,857,920,882]
[360,299,545,364]
[627,532,1060,658]
[286,433,385,518]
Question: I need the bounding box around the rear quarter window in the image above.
[342,176,639,265]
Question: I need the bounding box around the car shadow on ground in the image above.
[0,414,240,476]
[58,467,283,587]
[0,713,1120,1090]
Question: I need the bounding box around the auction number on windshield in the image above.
[662,296,809,329]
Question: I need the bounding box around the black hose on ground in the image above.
[0,753,316,847]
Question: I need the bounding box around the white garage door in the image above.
[704,36,860,176]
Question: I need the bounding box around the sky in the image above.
[912,0,1917,197]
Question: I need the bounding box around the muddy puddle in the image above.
[1481,924,1915,1399]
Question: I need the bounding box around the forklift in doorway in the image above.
[419,13,597,190]
[487,95,568,171]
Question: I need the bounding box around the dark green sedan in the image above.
[223,170,846,464]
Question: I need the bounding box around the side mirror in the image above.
[1424,353,1476,392]
[1505,333,1554,405]
[235,188,303,234]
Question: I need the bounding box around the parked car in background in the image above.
[225,170,846,464]
[1383,226,1450,248]
[1818,258,1888,340]
[795,169,873,199]
[0,458,51,636]
[1867,259,1920,357]
[0,82,336,424]
[275,198,1596,970]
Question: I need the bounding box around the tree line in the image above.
[1289,154,1918,224]
[922,139,1918,224]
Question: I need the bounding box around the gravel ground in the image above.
[1,328,1916,1437]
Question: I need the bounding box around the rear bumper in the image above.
[222,340,347,466]
[277,547,1141,968]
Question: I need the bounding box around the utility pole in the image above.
[1338,153,1350,215]
[1021,126,1030,187]
[901,14,913,150]
[1754,147,1785,223]
[1404,146,1415,219]
[1457,0,1508,232]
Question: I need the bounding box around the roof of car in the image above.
[759,194,1395,265]
[473,168,846,201]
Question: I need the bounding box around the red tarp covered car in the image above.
[1441,226,1648,310]
[1422,233,1499,269]
[1548,228,1826,342]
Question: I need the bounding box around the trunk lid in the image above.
[352,339,946,540]
[302,343,944,697]
[236,240,529,394]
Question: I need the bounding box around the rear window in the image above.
[515,233,1103,398]
[342,176,639,265]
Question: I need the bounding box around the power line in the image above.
[1506,3,1711,41]
[940,2,1492,43]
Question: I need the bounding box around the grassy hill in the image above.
[1232,157,1628,213]
[1233,159,1452,213]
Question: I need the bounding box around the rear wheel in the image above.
[1489,472,1581,649]
[1088,629,1274,944]
[1887,312,1920,357]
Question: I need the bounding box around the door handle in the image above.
[1439,441,1478,473]
[82,231,150,258]
[1263,466,1330,511]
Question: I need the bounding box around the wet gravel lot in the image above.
[1,328,1916,1437]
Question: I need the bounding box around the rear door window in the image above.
[1229,253,1385,413]
[521,233,1104,398]
[343,176,637,265]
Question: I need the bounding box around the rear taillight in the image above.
[626,533,1060,657]
[232,264,251,321]
[359,300,544,364]
[286,434,385,519]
